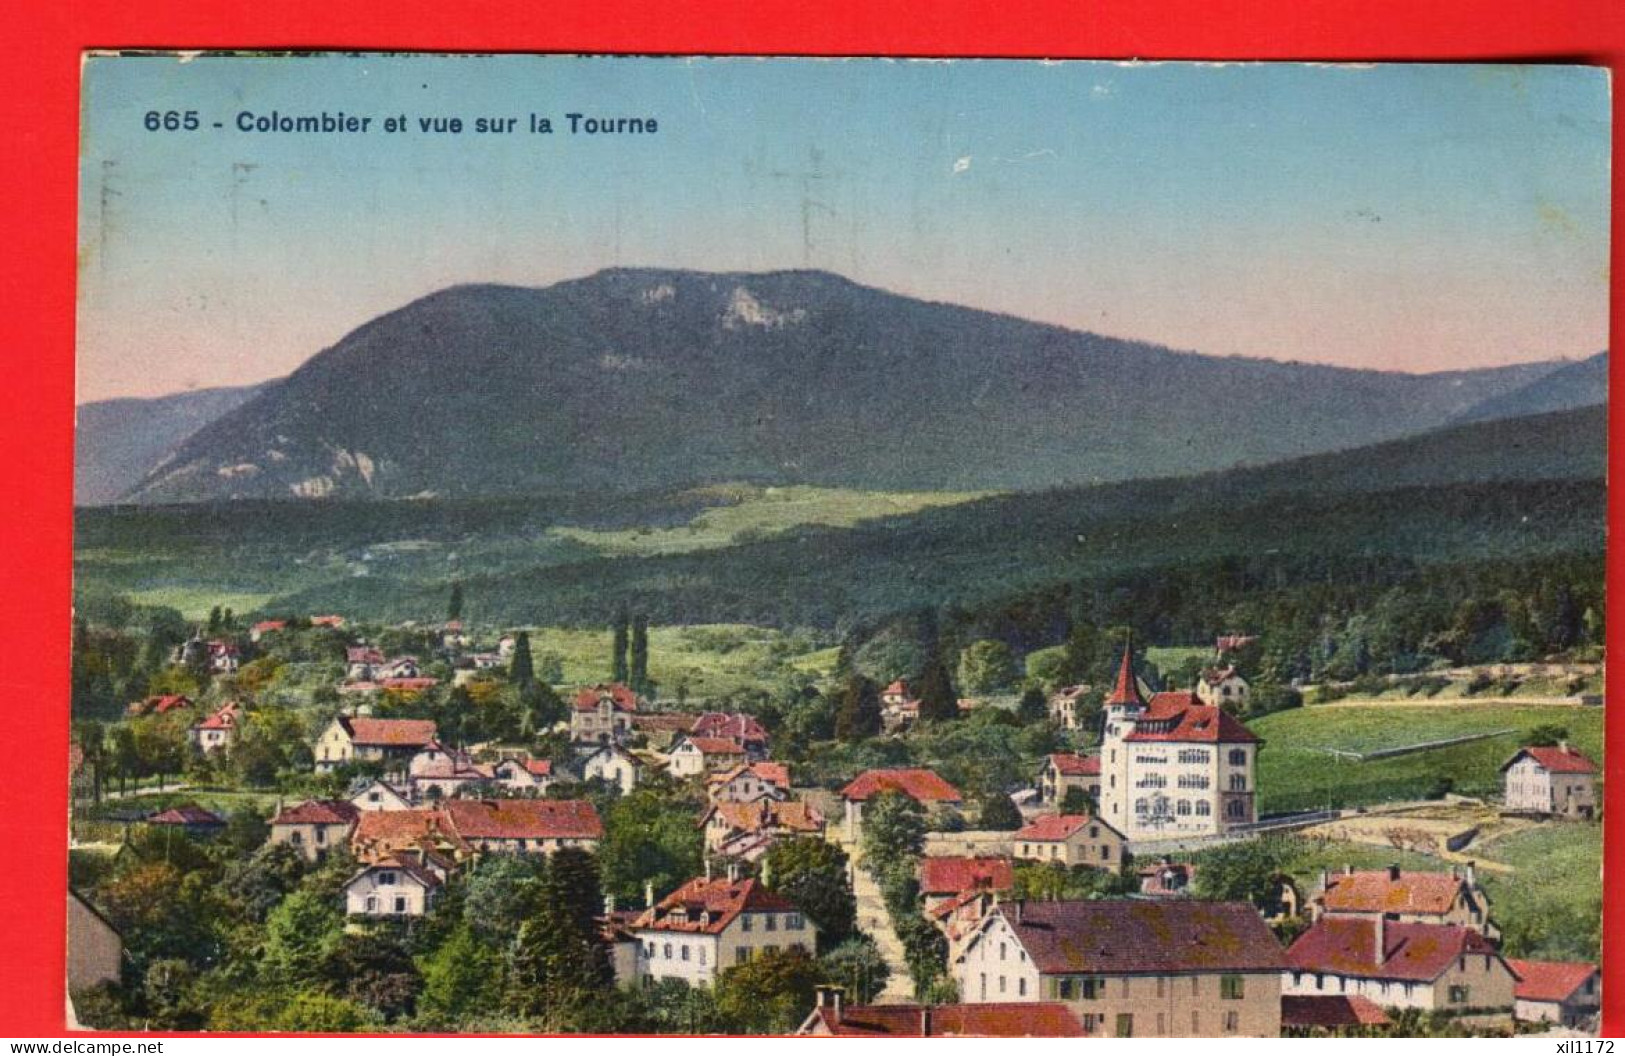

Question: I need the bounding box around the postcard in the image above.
[69,53,1608,1036]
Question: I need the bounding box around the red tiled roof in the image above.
[310,615,345,627]
[147,804,225,826]
[1123,691,1260,744]
[681,736,748,756]
[809,1003,1083,1037]
[342,717,438,747]
[1286,917,1500,983]
[252,620,287,634]
[380,677,439,691]
[1281,995,1392,1029]
[691,712,769,742]
[1503,745,1597,775]
[573,683,640,712]
[634,876,798,935]
[631,713,693,732]
[521,758,553,777]
[710,761,791,789]
[273,799,361,826]
[990,900,1288,975]
[703,799,824,835]
[352,809,468,861]
[152,694,193,714]
[918,856,1014,896]
[840,768,963,804]
[1320,869,1464,916]
[1046,753,1101,776]
[441,799,602,841]
[1105,646,1143,707]
[1013,814,1113,842]
[1507,959,1599,1003]
[882,680,910,697]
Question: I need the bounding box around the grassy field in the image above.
[1145,645,1211,674]
[120,587,282,622]
[1253,704,1604,813]
[548,485,988,558]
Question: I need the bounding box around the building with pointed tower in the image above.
[1098,643,1262,841]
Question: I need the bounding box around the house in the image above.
[707,761,791,804]
[798,989,1085,1036]
[1047,685,1092,730]
[954,900,1288,1037]
[145,804,227,838]
[346,646,385,680]
[880,679,913,707]
[928,887,1004,951]
[269,798,360,861]
[1500,742,1598,819]
[1011,814,1125,870]
[310,615,346,629]
[1507,960,1600,1028]
[249,619,287,642]
[690,712,770,756]
[343,854,446,918]
[667,735,749,778]
[351,807,470,864]
[571,683,641,744]
[1215,635,1257,655]
[407,742,495,801]
[1038,752,1101,807]
[582,742,642,794]
[631,874,816,986]
[602,909,644,986]
[1280,995,1392,1034]
[629,712,695,749]
[918,856,1013,913]
[67,891,124,995]
[1195,666,1249,710]
[125,693,193,717]
[1311,863,1495,938]
[207,639,241,674]
[1098,645,1262,839]
[492,757,556,795]
[440,799,603,855]
[374,656,422,680]
[188,701,242,755]
[468,652,505,670]
[348,778,413,813]
[839,768,964,841]
[313,716,438,772]
[698,798,825,859]
[1138,857,1196,897]
[1284,916,1516,1016]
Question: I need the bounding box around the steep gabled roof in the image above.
[272,799,361,826]
[351,808,468,860]
[1286,917,1501,983]
[634,876,799,935]
[840,768,963,804]
[1501,744,1597,775]
[709,760,791,790]
[807,1002,1083,1037]
[349,854,442,891]
[702,798,824,836]
[1013,814,1115,843]
[1319,869,1465,916]
[147,804,225,826]
[918,856,1014,896]
[573,683,640,712]
[441,799,603,841]
[1123,691,1260,744]
[981,899,1287,975]
[678,735,748,756]
[691,711,769,742]
[1507,959,1599,1003]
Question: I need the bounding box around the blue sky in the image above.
[78,55,1610,401]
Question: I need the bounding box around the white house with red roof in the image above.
[698,798,825,859]
[690,712,770,756]
[1038,752,1101,806]
[839,768,964,840]
[348,777,412,813]
[631,873,816,986]
[407,742,495,801]
[1311,862,1496,938]
[569,683,641,744]
[707,761,791,804]
[1098,645,1261,840]
[270,798,360,860]
[345,646,385,680]
[582,742,642,794]
[1046,684,1093,730]
[1195,665,1250,710]
[188,701,242,755]
[1501,742,1598,819]
[343,853,446,918]
[666,735,749,778]
[313,716,439,772]
[440,798,603,856]
[1507,959,1600,1028]
[1284,916,1516,1015]
[1012,814,1125,869]
[249,619,287,642]
[492,756,557,795]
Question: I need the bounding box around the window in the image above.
[999,942,1007,961]
[1155,977,1165,998]
[1448,985,1470,1004]
[1230,774,1247,791]
[1079,977,1104,1000]
[979,974,987,1001]
[765,913,778,931]
[698,947,707,965]
[645,942,655,957]
[742,914,753,932]
[788,913,804,929]
[1190,1011,1199,1033]
[1081,1014,1101,1034]
[1191,977,1200,995]
[663,943,672,959]
[1227,800,1247,818]
[999,976,1006,994]
[1089,826,1099,838]
[1115,1014,1134,1038]
[365,895,377,912]
[1058,979,1073,1000]
[1229,749,1247,766]
[290,831,303,845]
[1177,800,1191,816]
[1018,978,1026,997]
[1101,846,1110,861]
[379,871,397,886]
[681,945,690,962]
[1223,1011,1239,1034]
[1156,1013,1165,1035]
[394,896,407,913]
[1220,975,1245,1000]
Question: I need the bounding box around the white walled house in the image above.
[1500,743,1598,819]
[343,856,444,918]
[582,743,642,794]
[1195,666,1249,710]
[1284,917,1516,1016]
[707,761,791,804]
[1507,960,1600,1028]
[493,757,557,795]
[349,778,413,813]
[666,736,748,779]
[1011,814,1125,869]
[188,702,242,755]
[631,875,817,986]
[269,799,360,861]
[314,716,438,773]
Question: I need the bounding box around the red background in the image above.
[3,0,1620,1038]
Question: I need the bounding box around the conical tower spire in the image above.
[1105,639,1143,708]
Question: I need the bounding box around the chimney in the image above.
[727,860,741,884]
[705,857,713,882]
[1319,867,1330,893]
[1388,864,1400,882]
[1013,899,1024,924]
[1374,914,1386,965]
[920,1006,931,1037]
[1559,739,1570,755]
[1344,863,1353,876]
[644,880,655,909]
[1465,861,1477,888]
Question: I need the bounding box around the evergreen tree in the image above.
[833,674,881,741]
[447,581,464,622]
[509,630,535,687]
[611,608,630,684]
[915,641,959,724]
[1017,685,1048,723]
[977,791,1023,830]
[629,614,650,695]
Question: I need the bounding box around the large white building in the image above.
[1098,647,1260,841]
[630,875,817,986]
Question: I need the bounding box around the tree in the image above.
[630,614,650,695]
[1192,839,1282,908]
[263,889,345,985]
[599,787,704,904]
[417,922,505,1026]
[761,837,857,950]
[859,790,926,869]
[1017,685,1048,723]
[1059,785,1097,816]
[818,938,891,1003]
[463,854,541,943]
[1526,724,1570,747]
[833,674,881,741]
[977,791,1023,831]
[74,720,107,803]
[509,630,535,687]
[957,640,1018,695]
[714,947,823,1034]
[611,608,630,683]
[506,852,611,1025]
[447,580,464,623]
[322,933,422,1022]
[915,643,959,724]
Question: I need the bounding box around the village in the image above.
[66,611,1603,1037]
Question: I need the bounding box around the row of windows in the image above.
[646,941,709,965]
[1078,1010,1241,1036]
[1177,749,1211,765]
[1134,798,1211,817]
[1051,975,1246,1001]
[1176,774,1210,789]
[739,912,805,932]
[362,895,409,913]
